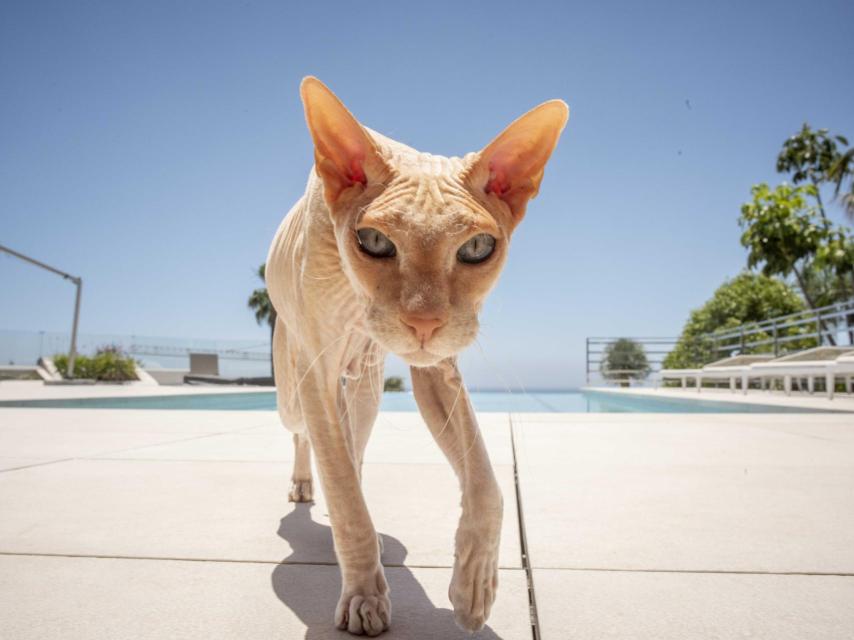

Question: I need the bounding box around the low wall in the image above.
[144,368,190,386]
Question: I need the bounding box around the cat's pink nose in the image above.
[401,313,446,344]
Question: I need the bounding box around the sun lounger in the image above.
[749,347,854,397]
[659,368,701,389]
[662,356,775,393]
[695,355,776,394]
[827,353,854,399]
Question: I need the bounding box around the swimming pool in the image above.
[0,389,834,413]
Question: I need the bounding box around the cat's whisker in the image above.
[433,373,464,442]
[474,336,525,398]
[286,331,351,406]
[452,421,483,466]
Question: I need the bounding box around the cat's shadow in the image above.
[271,503,505,639]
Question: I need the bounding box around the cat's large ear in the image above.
[470,100,569,222]
[300,77,388,206]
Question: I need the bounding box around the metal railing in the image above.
[706,299,854,356]
[0,330,272,379]
[586,298,854,385]
[586,337,678,385]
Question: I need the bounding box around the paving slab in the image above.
[97,412,514,466]
[0,554,531,640]
[513,415,854,573]
[534,569,854,640]
[0,409,278,460]
[0,459,521,568]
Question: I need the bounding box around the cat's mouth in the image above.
[400,347,445,367]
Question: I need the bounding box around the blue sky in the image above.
[2,0,853,388]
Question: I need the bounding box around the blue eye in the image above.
[457,234,496,264]
[357,228,396,258]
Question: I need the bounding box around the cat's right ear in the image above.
[300,77,388,207]
[468,99,569,224]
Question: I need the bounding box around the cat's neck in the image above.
[267,171,368,341]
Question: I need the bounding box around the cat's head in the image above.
[301,77,568,367]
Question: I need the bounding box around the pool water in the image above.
[0,390,832,413]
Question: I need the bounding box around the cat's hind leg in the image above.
[288,432,314,502]
[273,318,314,503]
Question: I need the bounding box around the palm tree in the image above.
[828,147,854,219]
[247,264,276,377]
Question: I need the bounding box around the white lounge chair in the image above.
[659,367,701,389]
[749,347,854,397]
[827,353,854,400]
[695,354,776,394]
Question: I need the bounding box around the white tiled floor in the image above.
[0,406,852,639]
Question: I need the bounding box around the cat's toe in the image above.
[449,544,498,632]
[337,593,390,636]
[288,479,313,502]
[334,567,391,636]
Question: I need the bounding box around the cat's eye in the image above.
[457,233,496,264]
[356,228,397,258]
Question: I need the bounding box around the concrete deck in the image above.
[0,379,269,402]
[1,405,852,638]
[587,384,854,412]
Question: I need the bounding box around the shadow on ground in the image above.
[271,504,504,639]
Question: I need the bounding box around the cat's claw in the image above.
[449,534,499,633]
[335,567,391,636]
[288,479,313,503]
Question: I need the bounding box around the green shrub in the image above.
[54,346,138,382]
[663,273,807,369]
[383,376,405,392]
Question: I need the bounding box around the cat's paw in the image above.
[449,534,499,632]
[335,567,391,636]
[288,479,313,503]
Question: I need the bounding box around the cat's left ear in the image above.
[300,76,389,207]
[470,100,569,222]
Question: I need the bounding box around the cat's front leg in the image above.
[410,359,503,632]
[298,371,390,636]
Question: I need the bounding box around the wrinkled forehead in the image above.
[359,156,499,238]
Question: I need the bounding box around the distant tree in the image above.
[383,376,404,392]
[739,183,854,344]
[663,273,805,369]
[739,183,829,310]
[776,124,848,220]
[247,264,276,377]
[600,338,650,387]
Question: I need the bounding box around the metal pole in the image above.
[67,278,82,378]
[772,320,778,357]
[585,338,589,385]
[0,244,83,378]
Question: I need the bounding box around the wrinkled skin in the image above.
[267,77,567,636]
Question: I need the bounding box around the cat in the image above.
[266,77,568,636]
